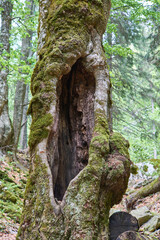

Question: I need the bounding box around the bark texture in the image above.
[17,1,131,239]
[0,0,13,152]
[116,231,149,240]
[19,85,29,150]
[126,177,160,211]
[13,0,34,157]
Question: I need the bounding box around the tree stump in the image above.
[116,231,149,240]
[109,211,139,240]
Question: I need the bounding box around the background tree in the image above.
[104,0,160,165]
[0,0,14,154]
[103,0,160,209]
[13,0,36,159]
[1,0,39,155]
[17,0,131,239]
[19,84,29,150]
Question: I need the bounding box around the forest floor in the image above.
[0,152,29,240]
[111,177,160,239]
[0,153,160,239]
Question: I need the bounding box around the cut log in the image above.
[109,211,139,240]
[116,231,150,240]
[126,176,160,211]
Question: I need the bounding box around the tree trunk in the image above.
[0,0,13,153]
[19,84,29,149]
[151,97,157,159]
[109,211,139,240]
[126,177,160,211]
[116,231,149,240]
[106,30,113,131]
[13,0,34,158]
[17,1,131,239]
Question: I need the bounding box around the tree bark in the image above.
[126,177,160,211]
[13,0,35,158]
[116,231,149,240]
[0,0,13,153]
[17,1,131,239]
[19,84,29,149]
[151,96,157,159]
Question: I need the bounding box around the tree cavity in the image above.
[47,59,95,201]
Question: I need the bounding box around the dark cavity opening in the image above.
[47,59,95,201]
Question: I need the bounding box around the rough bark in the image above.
[126,177,160,211]
[13,0,34,158]
[116,231,149,240]
[0,0,13,153]
[17,1,131,239]
[19,84,29,149]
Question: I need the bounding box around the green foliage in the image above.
[0,159,26,223]
[104,42,133,58]
[7,0,39,120]
[103,0,160,173]
[147,159,160,175]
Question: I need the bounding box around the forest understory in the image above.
[0,152,160,240]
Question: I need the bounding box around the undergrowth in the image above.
[0,155,27,226]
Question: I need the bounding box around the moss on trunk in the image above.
[17,1,131,239]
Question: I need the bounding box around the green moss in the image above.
[28,113,53,150]
[18,0,112,238]
[0,200,22,223]
[89,111,110,161]
[63,111,112,239]
[17,155,64,240]
[109,132,130,159]
[0,176,25,223]
[27,93,43,115]
[130,164,138,175]
[0,169,15,182]
[27,0,111,162]
[0,190,17,203]
[147,159,160,174]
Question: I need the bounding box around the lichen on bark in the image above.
[0,0,14,152]
[17,0,131,239]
